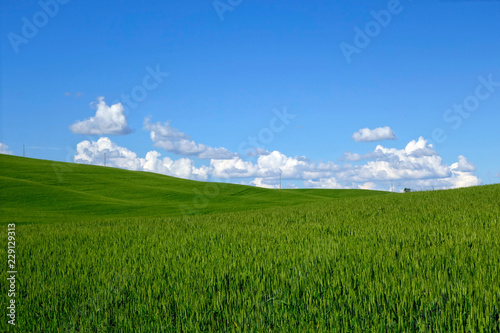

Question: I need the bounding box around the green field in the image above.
[0,155,387,224]
[1,154,500,332]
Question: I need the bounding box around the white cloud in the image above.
[246,147,271,157]
[203,138,480,191]
[74,137,209,181]
[257,151,340,180]
[304,177,342,189]
[358,182,377,190]
[257,151,308,178]
[71,129,480,192]
[352,126,397,142]
[144,118,238,159]
[340,151,383,161]
[451,155,476,172]
[332,137,479,190]
[396,170,480,190]
[0,143,12,155]
[70,97,132,135]
[210,151,341,180]
[210,157,259,178]
[340,151,363,161]
[249,178,279,189]
[142,151,210,180]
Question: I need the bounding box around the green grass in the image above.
[1,154,500,332]
[0,154,388,224]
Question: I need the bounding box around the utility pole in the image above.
[23,145,25,157]
[279,170,282,190]
[104,153,106,167]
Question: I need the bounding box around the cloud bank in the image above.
[74,137,210,181]
[73,134,479,192]
[321,137,480,190]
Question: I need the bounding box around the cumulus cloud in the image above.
[310,137,480,190]
[336,138,449,182]
[74,137,209,181]
[257,151,340,180]
[0,143,12,155]
[451,155,476,172]
[210,157,259,178]
[71,128,480,191]
[210,151,341,180]
[352,126,397,142]
[144,118,238,159]
[70,97,132,135]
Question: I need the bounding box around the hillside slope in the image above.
[0,154,389,223]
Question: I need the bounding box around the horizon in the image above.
[3,150,499,194]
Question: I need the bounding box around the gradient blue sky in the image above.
[1,0,499,190]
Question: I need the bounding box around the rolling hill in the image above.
[0,154,389,223]
[2,153,500,331]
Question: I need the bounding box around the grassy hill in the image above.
[0,154,389,223]
[1,153,500,331]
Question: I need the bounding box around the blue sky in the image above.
[1,0,499,190]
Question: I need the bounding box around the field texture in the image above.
[1,154,500,332]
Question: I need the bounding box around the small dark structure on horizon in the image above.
[404,188,412,193]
